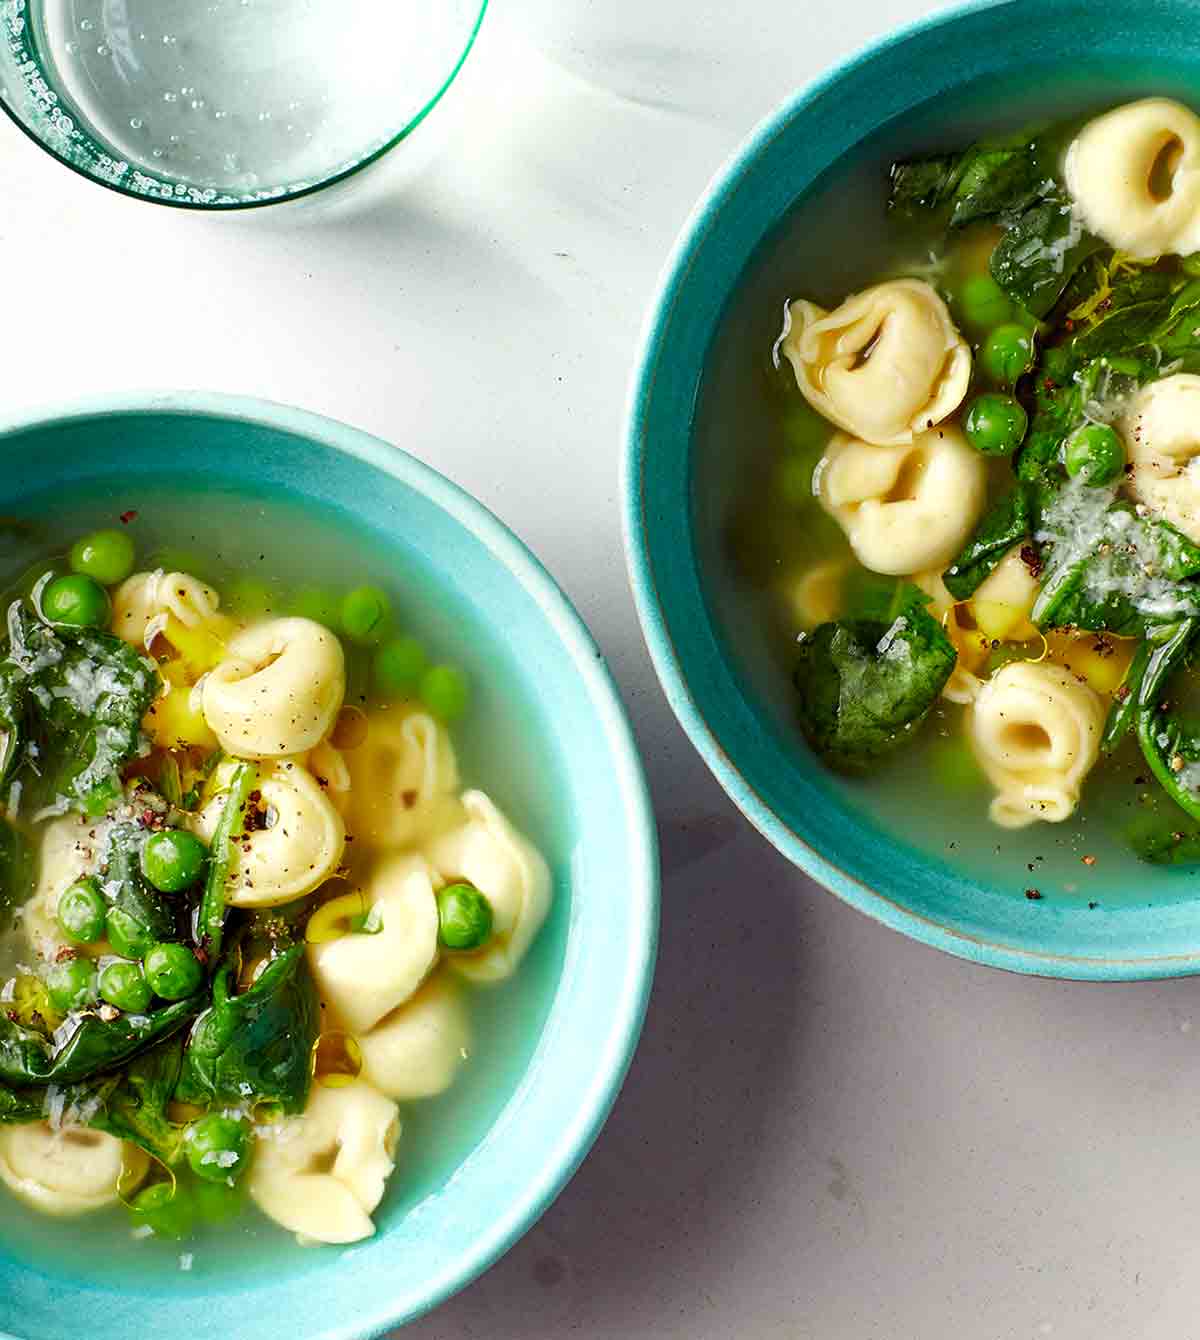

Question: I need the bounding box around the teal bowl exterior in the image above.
[624,0,1200,981]
[0,393,658,1339]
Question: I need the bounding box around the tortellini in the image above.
[779,279,971,445]
[202,617,345,758]
[21,813,99,956]
[341,706,463,849]
[971,545,1041,644]
[815,426,987,575]
[427,792,552,984]
[358,972,470,1101]
[307,853,440,1034]
[0,1123,146,1216]
[1120,373,1200,542]
[249,1081,399,1246]
[969,661,1104,828]
[1065,98,1200,258]
[112,570,220,648]
[193,759,345,907]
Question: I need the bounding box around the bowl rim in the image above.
[0,0,488,211]
[0,390,660,1335]
[621,0,1200,982]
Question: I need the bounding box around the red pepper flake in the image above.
[1019,544,1044,579]
[119,510,137,525]
[54,945,79,962]
[1081,855,1096,866]
[1025,888,1042,900]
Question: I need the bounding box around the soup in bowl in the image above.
[0,394,657,1340]
[625,0,1200,978]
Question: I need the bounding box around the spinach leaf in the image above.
[793,588,957,773]
[888,135,1043,227]
[176,944,317,1115]
[197,761,256,963]
[1032,490,1200,636]
[100,822,177,956]
[943,484,1037,599]
[1101,637,1151,753]
[65,1037,187,1166]
[0,994,202,1088]
[0,1083,46,1123]
[1,604,159,818]
[989,190,1104,317]
[1134,619,1200,820]
[1125,810,1200,865]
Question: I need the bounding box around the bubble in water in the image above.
[161,33,176,45]
[151,147,164,158]
[214,110,229,120]
[163,91,178,102]
[168,134,180,143]
[95,44,109,56]
[129,117,144,130]
[78,17,93,30]
[190,99,206,110]
[63,40,76,54]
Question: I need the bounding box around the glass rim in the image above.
[0,0,488,211]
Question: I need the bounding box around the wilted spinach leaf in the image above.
[176,944,317,1115]
[794,587,957,773]
[1,604,158,818]
[943,484,1037,599]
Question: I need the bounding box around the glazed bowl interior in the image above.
[625,0,1200,981]
[0,394,657,1340]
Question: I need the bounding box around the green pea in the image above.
[1065,422,1125,486]
[130,1181,194,1240]
[141,829,208,893]
[340,586,390,645]
[290,586,340,629]
[963,392,1029,457]
[419,665,469,722]
[40,574,111,628]
[99,960,153,1013]
[437,882,494,951]
[192,1177,244,1223]
[69,529,136,586]
[187,1114,251,1184]
[959,273,1012,328]
[56,878,106,945]
[143,942,204,1001]
[980,322,1035,385]
[106,907,157,961]
[225,577,276,617]
[45,958,97,1014]
[372,636,428,697]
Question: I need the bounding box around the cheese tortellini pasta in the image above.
[249,1082,400,1246]
[307,853,440,1034]
[1065,98,1200,258]
[0,1123,147,1217]
[1120,373,1200,542]
[969,661,1105,828]
[815,426,987,575]
[358,972,471,1101]
[779,279,972,446]
[427,791,553,984]
[192,759,346,907]
[340,705,463,848]
[202,617,345,758]
[112,569,221,647]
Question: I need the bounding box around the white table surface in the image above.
[6,3,1200,1337]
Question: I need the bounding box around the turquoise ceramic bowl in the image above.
[0,393,658,1339]
[625,0,1200,981]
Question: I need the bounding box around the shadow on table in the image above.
[400,759,816,1337]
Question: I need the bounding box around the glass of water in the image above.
[0,0,486,207]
